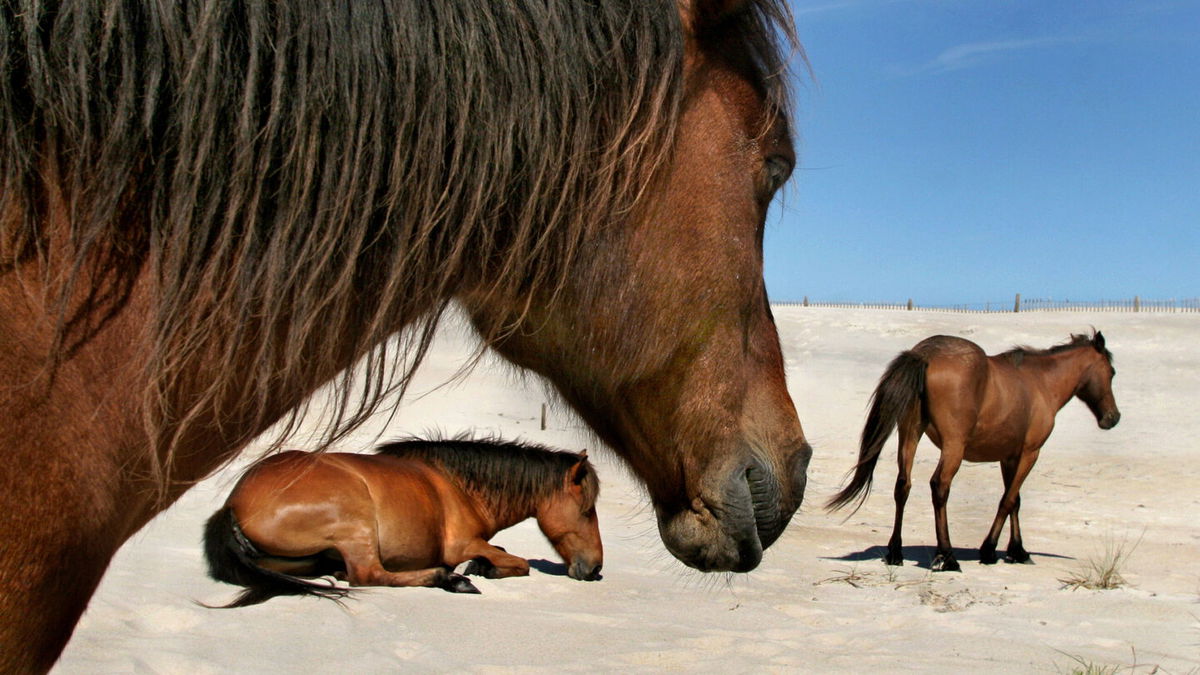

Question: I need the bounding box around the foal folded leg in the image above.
[461,541,531,579]
[338,539,479,593]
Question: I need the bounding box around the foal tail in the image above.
[202,506,349,608]
[827,351,927,513]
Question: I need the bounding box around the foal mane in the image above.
[376,436,599,516]
[1002,333,1112,367]
[0,1,798,490]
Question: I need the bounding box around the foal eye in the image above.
[763,155,792,194]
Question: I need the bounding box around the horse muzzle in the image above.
[656,443,810,572]
[1099,410,1121,429]
[568,559,603,581]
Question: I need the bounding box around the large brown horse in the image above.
[204,438,602,607]
[828,333,1119,572]
[0,0,810,669]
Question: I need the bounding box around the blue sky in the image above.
[765,0,1199,305]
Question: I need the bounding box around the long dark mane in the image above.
[1002,332,1113,367]
[0,1,797,485]
[376,436,599,515]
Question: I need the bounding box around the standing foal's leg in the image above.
[980,450,1039,564]
[979,457,1015,564]
[929,442,965,572]
[886,414,924,566]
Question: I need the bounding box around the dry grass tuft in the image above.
[1058,534,1141,591]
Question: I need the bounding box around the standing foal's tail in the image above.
[827,351,927,513]
[202,506,349,608]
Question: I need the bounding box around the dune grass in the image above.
[1058,534,1142,591]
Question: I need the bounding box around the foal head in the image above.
[536,452,603,581]
[1075,332,1120,429]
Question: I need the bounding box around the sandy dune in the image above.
[55,307,1200,673]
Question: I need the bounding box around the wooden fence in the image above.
[773,294,1200,314]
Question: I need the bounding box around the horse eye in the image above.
[763,155,792,194]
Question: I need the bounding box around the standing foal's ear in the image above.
[679,0,752,35]
[1093,331,1106,351]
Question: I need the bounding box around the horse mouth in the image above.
[658,445,809,573]
[747,457,792,547]
[568,560,603,581]
[1099,410,1121,429]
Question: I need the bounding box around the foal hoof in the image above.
[883,552,903,566]
[1004,550,1033,565]
[930,554,961,573]
[441,573,481,594]
[463,558,496,577]
[979,547,998,565]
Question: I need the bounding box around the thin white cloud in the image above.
[895,36,1083,77]
[792,0,864,15]
[791,0,912,17]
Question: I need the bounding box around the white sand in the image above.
[55,307,1200,673]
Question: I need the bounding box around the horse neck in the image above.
[1029,347,1096,410]
[470,490,540,534]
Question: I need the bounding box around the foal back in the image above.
[228,451,477,568]
[915,336,1039,461]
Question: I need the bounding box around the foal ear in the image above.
[1093,331,1106,351]
[569,455,590,487]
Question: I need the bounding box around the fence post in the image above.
[802,295,809,307]
[1013,293,1021,313]
[906,298,913,311]
[1133,295,1140,313]
[540,403,547,431]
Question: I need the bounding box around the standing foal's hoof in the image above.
[883,551,904,566]
[1004,548,1033,564]
[440,573,481,594]
[978,547,998,565]
[930,553,961,572]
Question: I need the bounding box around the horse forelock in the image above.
[0,0,798,490]
[376,436,598,516]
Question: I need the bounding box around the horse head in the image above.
[536,451,603,581]
[462,0,809,573]
[1078,331,1120,429]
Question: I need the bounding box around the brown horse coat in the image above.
[205,440,602,607]
[0,1,809,669]
[829,332,1120,572]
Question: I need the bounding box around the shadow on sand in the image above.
[823,545,1074,570]
[527,558,605,581]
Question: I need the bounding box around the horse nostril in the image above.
[586,564,602,581]
[745,459,784,548]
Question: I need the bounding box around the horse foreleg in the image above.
[980,457,1015,564]
[886,414,924,566]
[981,450,1039,564]
[460,541,531,579]
[929,445,964,572]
